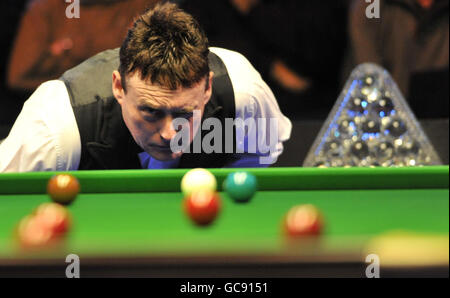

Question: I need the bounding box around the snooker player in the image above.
[0,2,291,172]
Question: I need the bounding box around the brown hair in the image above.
[119,1,210,92]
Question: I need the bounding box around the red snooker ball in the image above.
[33,203,72,236]
[15,215,55,249]
[283,204,324,237]
[184,190,221,226]
[47,174,80,205]
[15,203,72,249]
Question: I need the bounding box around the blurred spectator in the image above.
[0,0,28,129]
[180,0,348,119]
[345,0,449,118]
[7,0,158,93]
[0,1,27,91]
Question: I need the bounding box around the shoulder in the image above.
[209,47,260,82]
[61,48,120,80]
[0,80,81,172]
[25,80,81,170]
[209,47,269,107]
[209,47,254,67]
[24,80,71,112]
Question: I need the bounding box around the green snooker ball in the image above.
[224,172,257,203]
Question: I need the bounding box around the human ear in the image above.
[204,71,214,104]
[112,71,125,105]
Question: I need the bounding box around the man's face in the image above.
[112,71,213,161]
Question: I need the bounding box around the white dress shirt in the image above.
[0,47,292,172]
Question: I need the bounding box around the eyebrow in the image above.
[137,101,197,114]
[175,106,196,113]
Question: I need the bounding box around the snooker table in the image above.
[0,166,448,278]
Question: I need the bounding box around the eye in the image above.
[140,107,165,119]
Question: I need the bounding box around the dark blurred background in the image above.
[0,0,448,165]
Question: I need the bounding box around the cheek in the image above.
[122,105,155,138]
[188,118,195,141]
[189,109,203,140]
[121,104,137,131]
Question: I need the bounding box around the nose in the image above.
[159,115,177,143]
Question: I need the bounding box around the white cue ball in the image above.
[181,168,217,196]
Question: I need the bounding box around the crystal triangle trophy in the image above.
[303,63,442,167]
